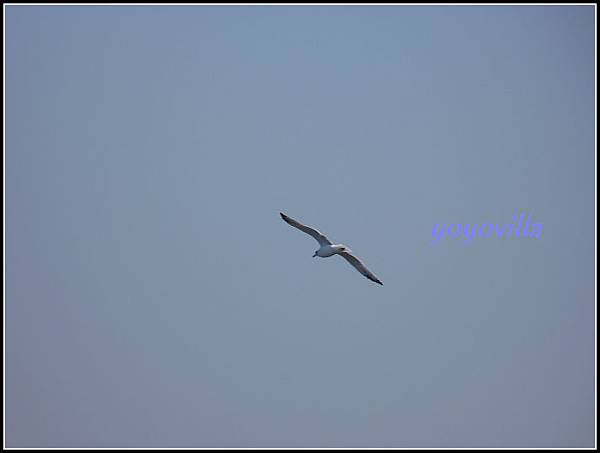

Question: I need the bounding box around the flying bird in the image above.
[280,212,383,285]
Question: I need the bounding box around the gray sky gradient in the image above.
[5,5,596,448]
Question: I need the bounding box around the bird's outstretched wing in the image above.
[280,212,332,246]
[339,251,383,285]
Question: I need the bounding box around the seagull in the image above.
[280,212,383,285]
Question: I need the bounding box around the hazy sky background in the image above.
[5,5,595,448]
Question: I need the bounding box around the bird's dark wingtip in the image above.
[367,275,384,285]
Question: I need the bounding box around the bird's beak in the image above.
[312,252,317,258]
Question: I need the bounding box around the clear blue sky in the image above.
[5,5,595,448]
